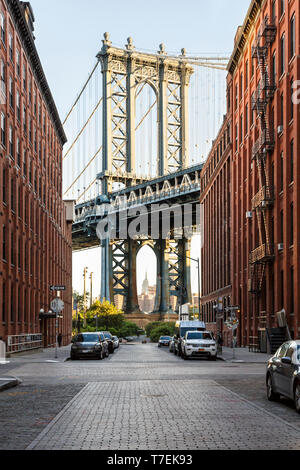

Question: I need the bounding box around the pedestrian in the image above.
[217,335,223,346]
[57,333,63,348]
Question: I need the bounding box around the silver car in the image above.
[112,336,119,349]
[266,340,300,413]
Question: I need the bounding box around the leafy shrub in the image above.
[149,323,176,343]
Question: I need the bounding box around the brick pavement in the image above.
[1,343,300,450]
[27,379,300,450]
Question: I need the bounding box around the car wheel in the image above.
[70,354,77,360]
[211,355,217,361]
[106,349,109,358]
[294,382,300,414]
[267,375,280,401]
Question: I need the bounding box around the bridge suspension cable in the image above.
[63,44,228,202]
[63,61,100,125]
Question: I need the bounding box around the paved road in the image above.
[0,343,299,450]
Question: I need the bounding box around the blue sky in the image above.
[28,0,251,298]
[30,0,250,120]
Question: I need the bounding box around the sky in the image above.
[28,0,251,298]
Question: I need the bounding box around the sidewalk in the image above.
[6,344,72,363]
[218,346,272,363]
[0,345,71,392]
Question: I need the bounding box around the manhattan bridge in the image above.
[64,33,228,322]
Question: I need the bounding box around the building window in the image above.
[1,60,6,96]
[8,32,13,62]
[280,93,284,126]
[290,14,295,59]
[16,50,20,76]
[280,270,284,309]
[245,60,248,89]
[240,72,243,98]
[2,225,6,260]
[16,91,20,121]
[235,84,238,110]
[11,230,15,265]
[23,150,27,177]
[290,140,294,183]
[23,63,27,91]
[9,76,13,108]
[280,210,284,243]
[290,203,294,246]
[16,138,21,167]
[280,0,285,17]
[272,51,276,86]
[280,34,285,76]
[1,112,6,147]
[240,114,243,143]
[251,92,254,125]
[290,79,294,120]
[245,103,248,134]
[9,125,13,158]
[23,106,27,134]
[235,124,238,151]
[290,268,294,314]
[271,0,276,23]
[0,13,5,44]
[280,152,284,191]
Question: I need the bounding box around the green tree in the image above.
[149,323,176,343]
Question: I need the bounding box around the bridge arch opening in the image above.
[135,82,158,179]
[136,244,157,313]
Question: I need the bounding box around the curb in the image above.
[0,377,22,392]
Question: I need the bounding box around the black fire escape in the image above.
[249,16,277,296]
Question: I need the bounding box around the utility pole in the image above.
[90,272,93,308]
[83,267,88,327]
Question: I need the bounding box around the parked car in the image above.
[158,336,172,347]
[266,340,300,413]
[169,336,176,353]
[103,331,115,354]
[174,321,206,357]
[181,330,217,360]
[70,332,109,360]
[112,336,119,349]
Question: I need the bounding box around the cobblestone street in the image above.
[1,343,300,450]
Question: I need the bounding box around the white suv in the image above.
[182,331,217,361]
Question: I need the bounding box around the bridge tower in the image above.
[97,34,194,318]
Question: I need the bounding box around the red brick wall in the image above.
[230,0,300,345]
[200,0,300,348]
[0,0,72,348]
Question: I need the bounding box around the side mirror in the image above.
[281,357,292,365]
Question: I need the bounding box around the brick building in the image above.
[200,112,232,344]
[0,1,73,351]
[201,0,299,349]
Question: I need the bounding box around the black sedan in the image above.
[266,340,300,413]
[103,331,115,354]
[71,332,109,360]
[158,336,172,347]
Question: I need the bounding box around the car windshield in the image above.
[104,333,112,339]
[76,334,99,343]
[186,332,212,340]
[160,337,171,340]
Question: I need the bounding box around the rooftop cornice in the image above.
[6,0,67,146]
[227,0,263,75]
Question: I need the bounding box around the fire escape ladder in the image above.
[249,16,276,296]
